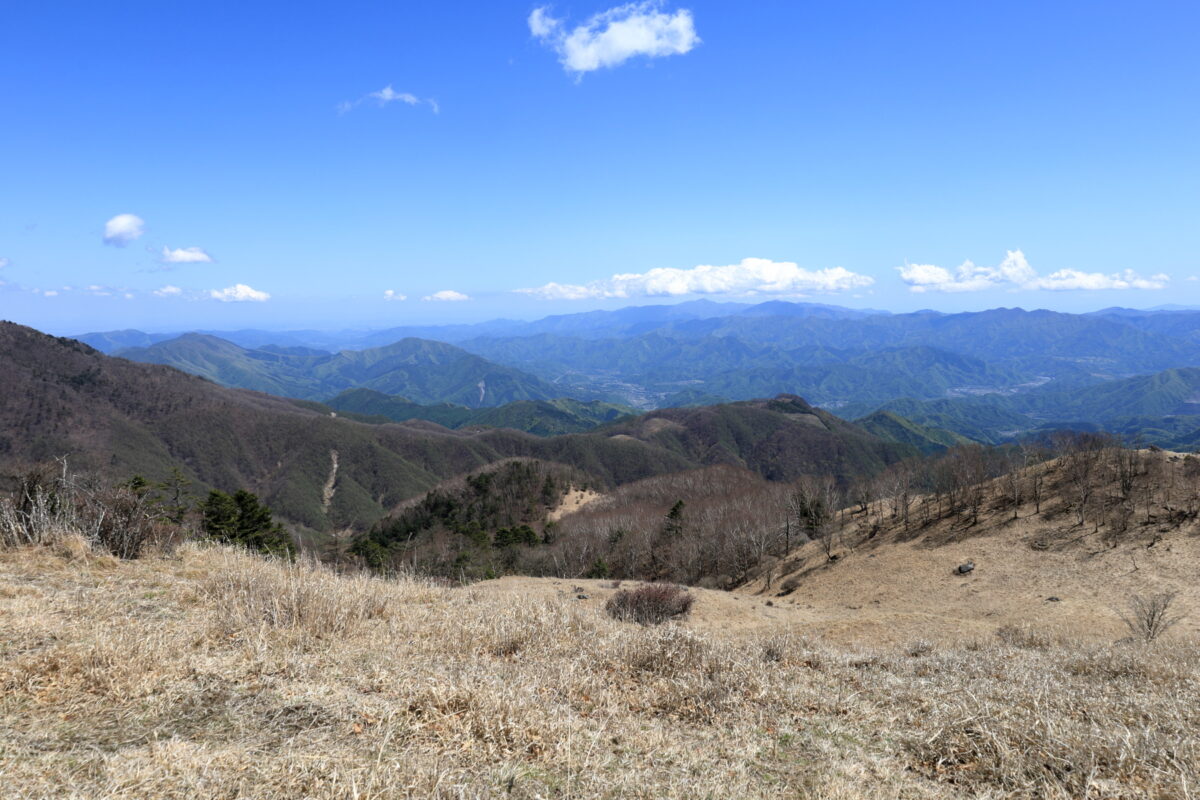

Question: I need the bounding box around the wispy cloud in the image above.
[897,250,1170,293]
[160,246,213,264]
[517,257,874,300]
[153,285,183,297]
[339,85,439,114]
[0,257,9,269]
[209,284,270,302]
[103,214,145,247]
[529,2,699,76]
[383,289,407,301]
[422,289,470,302]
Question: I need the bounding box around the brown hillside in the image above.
[738,450,1200,645]
[600,394,915,482]
[0,324,912,535]
[0,322,691,532]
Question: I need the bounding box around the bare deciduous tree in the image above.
[1119,592,1184,643]
[1056,432,1111,527]
[793,476,840,560]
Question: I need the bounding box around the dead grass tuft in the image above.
[198,546,394,640]
[995,623,1054,650]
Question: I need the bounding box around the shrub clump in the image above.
[606,583,694,625]
[201,489,295,558]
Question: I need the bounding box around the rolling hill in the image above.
[852,410,973,453]
[594,394,916,482]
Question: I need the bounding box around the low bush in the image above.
[0,463,184,557]
[605,583,694,625]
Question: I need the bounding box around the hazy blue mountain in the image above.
[860,367,1200,447]
[733,300,889,319]
[116,334,567,406]
[74,329,176,353]
[81,303,1200,429]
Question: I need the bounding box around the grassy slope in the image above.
[741,451,1200,645]
[0,541,1195,799]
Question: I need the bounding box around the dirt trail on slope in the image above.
[321,449,338,514]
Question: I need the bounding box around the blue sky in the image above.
[2,0,1198,333]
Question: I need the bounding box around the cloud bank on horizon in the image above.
[517,258,874,300]
[529,2,699,75]
[898,250,1170,293]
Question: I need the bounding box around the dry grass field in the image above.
[2,535,1198,799]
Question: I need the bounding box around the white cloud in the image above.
[160,246,213,264]
[154,285,183,297]
[898,250,1169,293]
[383,289,407,301]
[517,257,874,300]
[42,290,58,297]
[529,2,699,75]
[209,283,270,302]
[528,7,560,38]
[340,85,439,114]
[1028,269,1170,291]
[371,86,419,105]
[0,257,9,269]
[103,214,145,247]
[422,289,470,302]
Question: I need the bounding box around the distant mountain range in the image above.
[1,323,919,536]
[74,300,1200,447]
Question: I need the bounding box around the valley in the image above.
[9,4,1199,796]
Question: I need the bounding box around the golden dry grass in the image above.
[2,542,1198,799]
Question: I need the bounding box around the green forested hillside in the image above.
[853,411,973,452]
[326,388,633,435]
